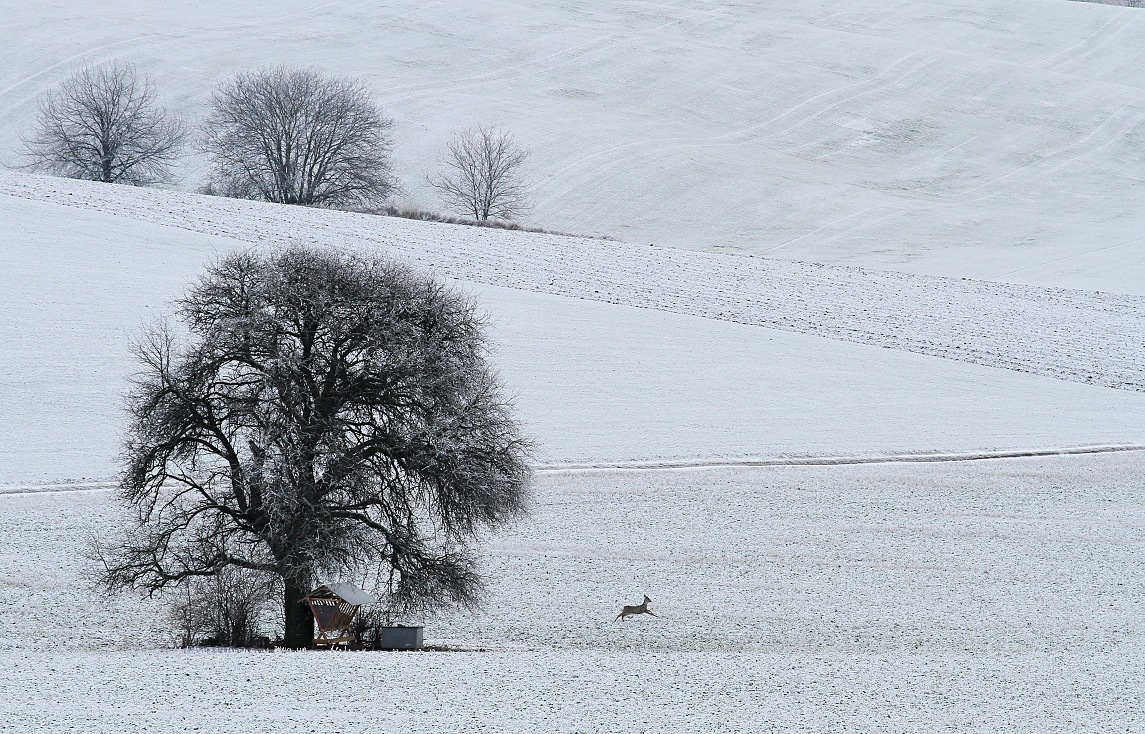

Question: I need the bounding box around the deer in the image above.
[614,595,657,622]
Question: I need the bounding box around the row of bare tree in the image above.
[22,63,532,221]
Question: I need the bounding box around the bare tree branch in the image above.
[427,125,532,221]
[201,67,397,207]
[22,63,185,185]
[98,246,533,647]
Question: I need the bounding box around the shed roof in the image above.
[316,581,379,606]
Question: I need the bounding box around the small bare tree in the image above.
[23,63,185,185]
[428,126,531,221]
[201,67,396,207]
[166,567,276,647]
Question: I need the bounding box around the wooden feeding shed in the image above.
[302,582,378,648]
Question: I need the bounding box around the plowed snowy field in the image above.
[1,452,1142,732]
[6,173,1145,486]
[2,159,1145,730]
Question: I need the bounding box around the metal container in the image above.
[377,626,423,650]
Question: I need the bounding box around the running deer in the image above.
[614,595,657,621]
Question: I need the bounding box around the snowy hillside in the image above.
[2,2,1144,731]
[2,0,1145,290]
[5,173,1145,484]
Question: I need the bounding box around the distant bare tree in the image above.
[23,63,185,185]
[428,126,531,221]
[201,67,396,207]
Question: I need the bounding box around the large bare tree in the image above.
[23,63,185,185]
[99,246,532,648]
[427,125,532,221]
[201,67,397,207]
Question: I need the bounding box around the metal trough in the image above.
[377,626,423,650]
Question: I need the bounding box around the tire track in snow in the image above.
[380,4,731,105]
[1036,9,1141,71]
[8,445,1144,492]
[535,444,1145,474]
[0,0,354,117]
[773,97,1145,250]
[0,481,117,496]
[536,48,937,202]
[0,35,167,100]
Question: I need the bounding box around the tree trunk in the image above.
[283,580,314,649]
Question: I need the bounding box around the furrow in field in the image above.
[4,173,1144,392]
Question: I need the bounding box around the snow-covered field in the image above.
[6,174,1145,485]
[2,452,1142,732]
[2,0,1145,290]
[3,0,1145,730]
[1,177,1143,731]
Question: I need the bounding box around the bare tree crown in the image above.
[201,67,397,207]
[428,125,532,221]
[99,246,532,646]
[23,63,185,185]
